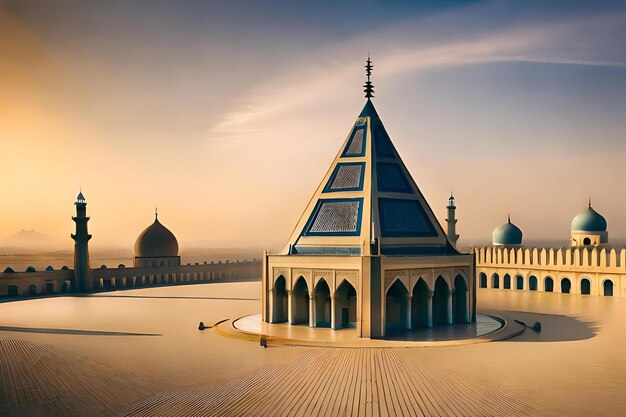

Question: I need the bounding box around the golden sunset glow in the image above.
[2,3,626,252]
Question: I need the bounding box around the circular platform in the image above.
[215,312,516,348]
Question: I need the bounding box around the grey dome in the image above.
[134,216,179,258]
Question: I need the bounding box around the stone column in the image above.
[269,288,276,324]
[466,290,471,324]
[427,291,434,328]
[447,290,454,324]
[309,292,316,327]
[331,295,337,330]
[287,290,294,324]
[405,294,413,330]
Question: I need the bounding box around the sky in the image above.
[1,0,626,251]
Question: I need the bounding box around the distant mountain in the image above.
[0,229,67,252]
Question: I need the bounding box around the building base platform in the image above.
[214,312,518,348]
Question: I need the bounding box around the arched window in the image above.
[491,274,499,289]
[7,285,18,297]
[28,284,37,295]
[561,278,571,294]
[516,276,524,290]
[581,278,591,295]
[544,277,554,292]
[603,279,614,296]
[583,237,591,245]
[529,276,538,291]
[503,274,511,289]
[479,273,487,288]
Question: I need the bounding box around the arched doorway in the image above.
[561,278,571,294]
[544,277,554,292]
[583,237,591,245]
[385,280,408,332]
[335,280,357,329]
[603,279,613,296]
[411,278,430,328]
[491,273,499,289]
[314,279,331,327]
[453,275,469,324]
[503,274,511,289]
[479,273,487,288]
[581,278,591,295]
[433,276,450,325]
[516,275,524,290]
[28,284,37,295]
[272,276,288,323]
[529,276,538,291]
[292,276,309,324]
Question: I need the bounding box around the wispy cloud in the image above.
[209,10,626,139]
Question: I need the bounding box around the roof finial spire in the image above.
[588,197,592,209]
[76,186,85,203]
[364,55,374,99]
[155,206,158,220]
[508,213,511,223]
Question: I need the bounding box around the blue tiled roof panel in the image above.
[377,163,412,193]
[378,198,437,237]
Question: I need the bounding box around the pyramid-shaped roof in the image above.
[283,97,458,257]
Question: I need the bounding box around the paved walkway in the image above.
[119,346,548,417]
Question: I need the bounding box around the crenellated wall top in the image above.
[472,246,626,271]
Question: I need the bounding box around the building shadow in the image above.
[490,310,599,342]
[0,326,161,336]
[90,295,259,301]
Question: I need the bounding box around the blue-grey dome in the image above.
[493,218,523,245]
[571,207,606,232]
[134,216,179,258]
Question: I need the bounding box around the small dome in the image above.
[572,207,607,232]
[493,217,523,245]
[134,216,179,258]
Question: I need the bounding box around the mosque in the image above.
[0,192,260,297]
[262,59,476,339]
[474,201,626,297]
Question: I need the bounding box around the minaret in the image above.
[446,193,459,248]
[71,191,92,292]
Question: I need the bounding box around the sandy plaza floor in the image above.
[0,280,622,416]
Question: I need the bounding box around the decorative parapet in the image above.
[472,246,626,273]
